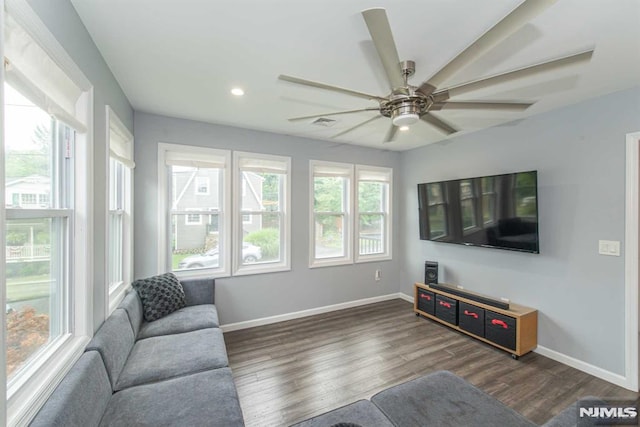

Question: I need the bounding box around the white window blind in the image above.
[108,108,134,168]
[165,150,227,169]
[3,14,86,132]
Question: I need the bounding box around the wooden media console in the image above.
[413,282,537,358]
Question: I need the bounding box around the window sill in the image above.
[7,334,90,426]
[108,281,131,314]
[309,258,353,269]
[355,254,392,263]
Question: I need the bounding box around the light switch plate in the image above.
[598,240,621,256]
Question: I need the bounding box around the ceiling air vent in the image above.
[311,117,337,127]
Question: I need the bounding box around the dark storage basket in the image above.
[458,301,485,338]
[485,311,516,351]
[417,289,435,315]
[435,295,458,326]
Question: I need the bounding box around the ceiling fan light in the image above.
[392,113,419,127]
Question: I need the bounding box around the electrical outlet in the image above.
[375,270,382,281]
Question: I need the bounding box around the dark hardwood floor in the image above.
[224,299,638,427]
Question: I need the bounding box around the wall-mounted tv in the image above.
[417,171,539,253]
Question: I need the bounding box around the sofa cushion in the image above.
[181,277,215,306]
[137,304,219,339]
[30,351,112,427]
[100,367,244,427]
[290,400,394,427]
[132,272,186,322]
[371,370,536,427]
[117,290,143,337]
[86,309,135,388]
[115,327,229,391]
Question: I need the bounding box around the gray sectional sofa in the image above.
[292,370,589,427]
[30,277,244,427]
[29,274,593,427]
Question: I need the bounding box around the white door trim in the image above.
[625,131,640,391]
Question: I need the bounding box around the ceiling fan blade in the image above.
[332,115,383,138]
[361,8,405,91]
[279,75,386,102]
[421,113,458,135]
[431,101,533,111]
[417,0,557,95]
[288,108,379,122]
[435,49,594,98]
[383,124,399,143]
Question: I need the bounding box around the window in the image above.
[107,106,134,313]
[234,152,291,275]
[195,177,209,195]
[158,144,231,277]
[2,3,92,423]
[310,161,352,267]
[185,209,202,225]
[159,146,291,277]
[310,162,393,267]
[356,166,392,261]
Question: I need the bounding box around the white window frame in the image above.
[106,106,134,314]
[233,151,291,276]
[2,1,93,424]
[157,143,231,279]
[309,160,354,268]
[355,165,392,263]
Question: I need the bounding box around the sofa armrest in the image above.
[180,278,215,306]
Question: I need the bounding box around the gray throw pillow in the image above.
[132,273,186,322]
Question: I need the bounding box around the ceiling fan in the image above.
[279,0,593,143]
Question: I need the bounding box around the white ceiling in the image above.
[70,0,640,151]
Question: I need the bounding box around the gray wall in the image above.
[134,112,402,324]
[399,87,640,376]
[25,0,134,330]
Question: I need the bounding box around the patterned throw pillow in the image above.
[132,273,186,322]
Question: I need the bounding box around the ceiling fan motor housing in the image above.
[384,94,432,126]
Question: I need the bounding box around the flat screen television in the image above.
[417,170,539,253]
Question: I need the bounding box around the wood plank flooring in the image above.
[224,299,638,427]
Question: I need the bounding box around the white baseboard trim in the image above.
[221,293,405,332]
[398,292,413,303]
[534,345,633,391]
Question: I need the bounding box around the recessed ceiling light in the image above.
[231,87,245,96]
[399,126,410,131]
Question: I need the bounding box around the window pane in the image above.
[359,214,383,255]
[108,211,124,287]
[172,213,221,271]
[314,213,345,259]
[242,213,281,265]
[358,181,384,212]
[6,217,65,378]
[4,83,54,209]
[172,166,221,210]
[242,171,282,211]
[314,176,346,212]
